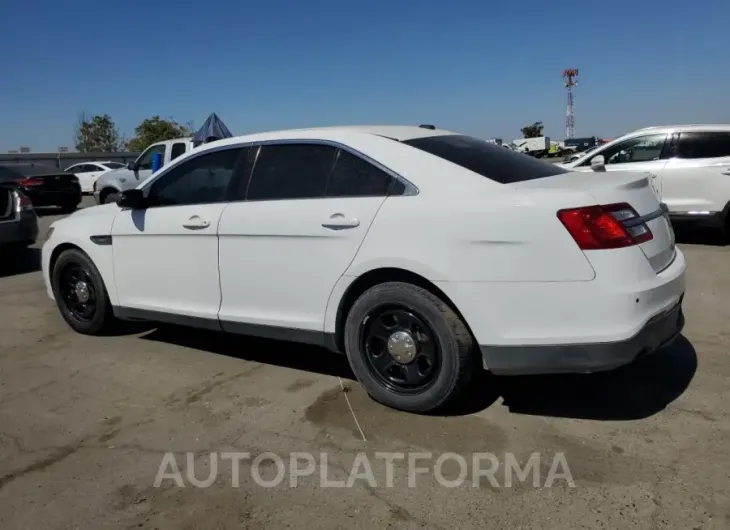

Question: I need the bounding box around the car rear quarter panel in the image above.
[345,189,597,283]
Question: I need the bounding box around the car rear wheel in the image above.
[51,248,116,335]
[343,282,477,413]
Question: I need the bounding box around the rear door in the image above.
[77,164,104,192]
[132,143,166,184]
[660,131,730,214]
[217,143,392,335]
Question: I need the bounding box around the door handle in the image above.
[721,169,730,176]
[322,213,360,230]
[182,215,210,230]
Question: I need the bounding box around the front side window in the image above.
[327,150,394,197]
[587,134,668,166]
[104,162,125,169]
[147,147,245,207]
[136,144,167,171]
[403,134,567,184]
[673,132,730,160]
[246,144,336,201]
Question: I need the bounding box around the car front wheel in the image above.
[101,190,120,204]
[343,282,477,413]
[51,248,116,335]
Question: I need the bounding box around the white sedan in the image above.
[64,161,126,193]
[42,125,686,412]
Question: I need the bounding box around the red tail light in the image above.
[18,194,33,211]
[19,177,44,187]
[557,202,653,250]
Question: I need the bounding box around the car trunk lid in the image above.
[21,172,78,190]
[514,170,676,273]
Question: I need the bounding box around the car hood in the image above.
[68,202,120,217]
[50,202,119,233]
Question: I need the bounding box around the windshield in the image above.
[403,135,568,184]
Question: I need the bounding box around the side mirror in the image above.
[116,189,146,209]
[127,161,136,171]
[590,155,606,172]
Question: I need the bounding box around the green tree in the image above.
[74,113,122,152]
[125,116,194,152]
[520,121,544,138]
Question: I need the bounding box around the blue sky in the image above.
[1,0,728,151]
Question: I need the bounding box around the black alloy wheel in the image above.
[58,262,97,322]
[51,248,115,335]
[360,305,441,393]
[343,282,476,413]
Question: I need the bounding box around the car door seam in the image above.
[215,202,233,322]
[321,195,391,334]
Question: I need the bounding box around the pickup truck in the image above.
[93,137,194,204]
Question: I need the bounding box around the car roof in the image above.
[197,125,458,153]
[632,124,730,134]
[289,125,458,141]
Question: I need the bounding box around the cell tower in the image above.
[562,68,579,139]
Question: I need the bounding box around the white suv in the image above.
[560,125,730,233]
[42,126,685,413]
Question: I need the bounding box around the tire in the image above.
[101,189,120,204]
[60,201,77,214]
[51,248,116,335]
[343,282,477,413]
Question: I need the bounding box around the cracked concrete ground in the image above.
[0,199,728,529]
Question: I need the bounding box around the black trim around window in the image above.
[137,139,417,209]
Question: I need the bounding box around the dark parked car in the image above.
[0,185,39,251]
[0,164,81,212]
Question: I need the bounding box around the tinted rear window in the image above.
[0,166,22,182]
[403,135,568,183]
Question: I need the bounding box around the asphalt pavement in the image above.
[0,197,728,529]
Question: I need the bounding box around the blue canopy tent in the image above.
[192,113,233,146]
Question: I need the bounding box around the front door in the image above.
[217,143,393,336]
[132,144,167,185]
[572,133,670,197]
[111,146,247,321]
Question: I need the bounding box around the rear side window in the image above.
[403,135,567,183]
[170,142,187,161]
[246,144,336,201]
[0,167,22,182]
[327,150,393,197]
[674,132,730,159]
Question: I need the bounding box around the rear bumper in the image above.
[480,297,684,375]
[25,185,82,207]
[437,247,686,375]
[0,211,39,247]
